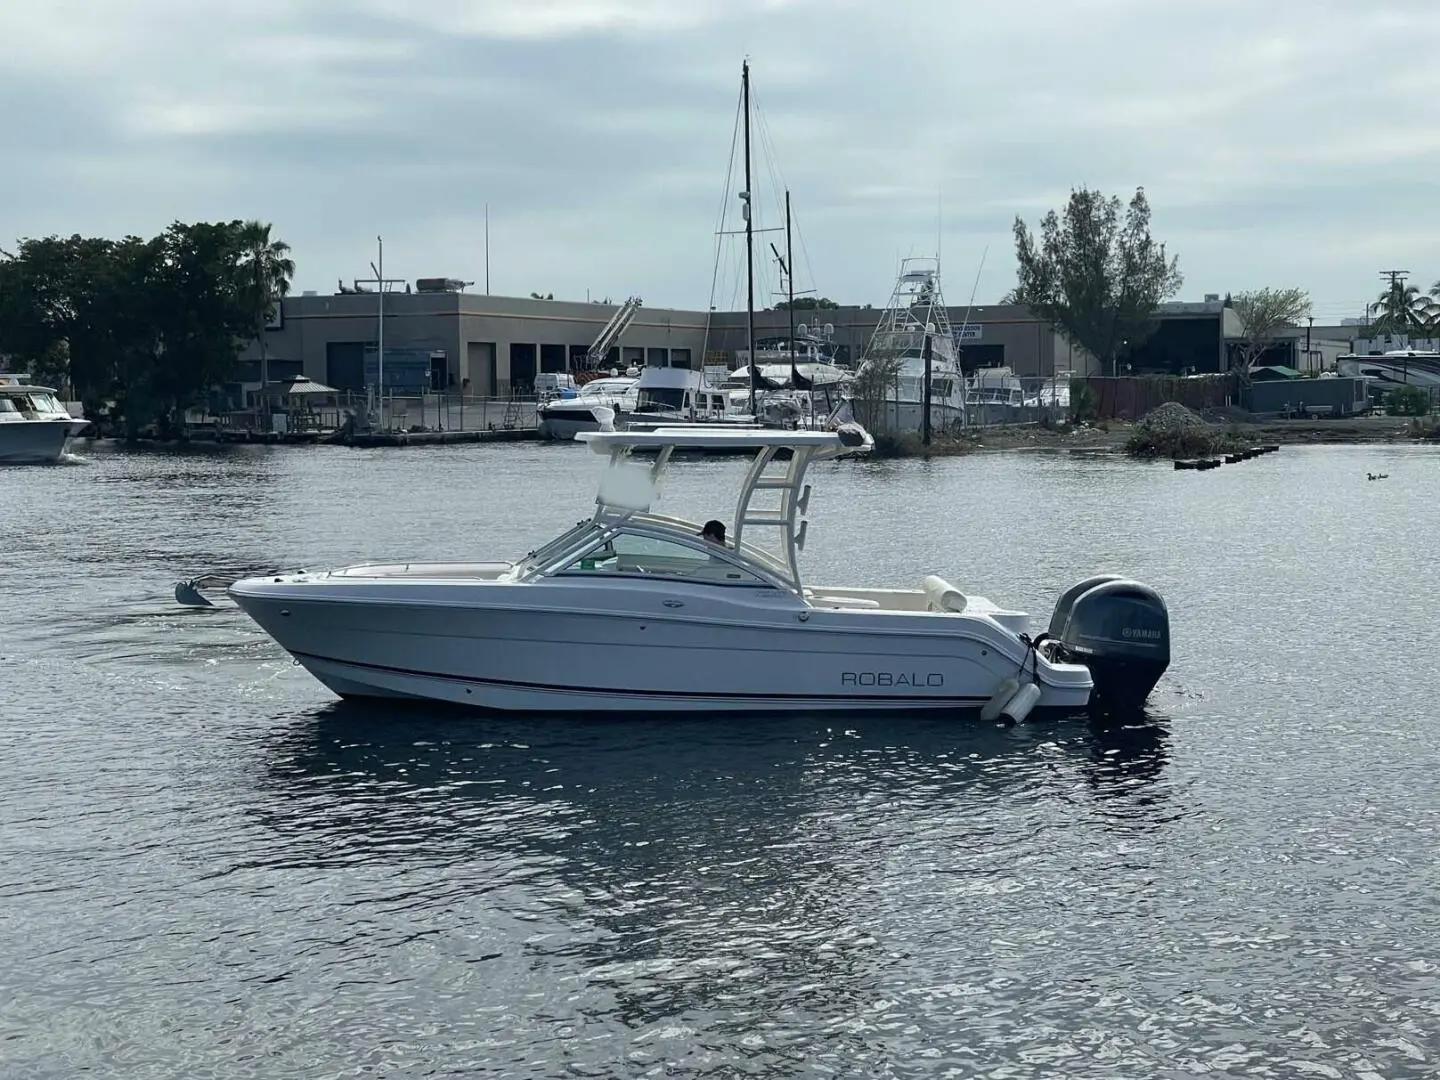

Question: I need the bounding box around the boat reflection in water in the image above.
[247,707,1176,1033]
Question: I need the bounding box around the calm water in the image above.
[2,439,1438,1079]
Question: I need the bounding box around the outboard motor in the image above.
[1040,575,1170,714]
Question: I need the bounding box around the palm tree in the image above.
[236,221,295,396]
[1370,280,1435,343]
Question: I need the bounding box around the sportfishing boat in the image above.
[226,424,1172,717]
[849,259,968,435]
[0,374,89,464]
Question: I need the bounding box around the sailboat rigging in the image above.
[698,59,829,428]
[770,190,813,394]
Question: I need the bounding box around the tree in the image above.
[529,291,554,300]
[1370,280,1435,342]
[1011,186,1183,376]
[1230,287,1311,378]
[1386,384,1431,417]
[774,297,839,310]
[0,220,288,437]
[236,220,294,394]
[849,354,905,433]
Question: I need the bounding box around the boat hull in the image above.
[0,419,87,464]
[854,400,965,436]
[536,405,620,440]
[229,576,1093,715]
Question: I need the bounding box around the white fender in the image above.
[1001,682,1042,724]
[980,676,1019,721]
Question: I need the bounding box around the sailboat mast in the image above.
[785,189,795,358]
[743,59,757,417]
[377,235,385,431]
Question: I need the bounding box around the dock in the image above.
[1174,445,1280,470]
[342,428,539,447]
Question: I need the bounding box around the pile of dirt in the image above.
[1135,402,1208,435]
[1126,402,1244,459]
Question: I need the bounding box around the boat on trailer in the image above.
[228,424,1172,717]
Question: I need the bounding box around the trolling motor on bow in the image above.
[1033,574,1171,714]
[174,567,290,608]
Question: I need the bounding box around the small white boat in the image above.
[228,425,1172,717]
[536,376,638,440]
[625,363,752,428]
[0,375,89,464]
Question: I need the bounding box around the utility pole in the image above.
[1378,269,1410,342]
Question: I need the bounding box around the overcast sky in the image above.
[5,0,1438,319]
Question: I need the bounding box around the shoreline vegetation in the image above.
[4,189,1437,454]
[871,409,1439,459]
[70,410,1439,456]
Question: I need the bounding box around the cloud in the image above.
[346,0,815,39]
[3,0,1440,314]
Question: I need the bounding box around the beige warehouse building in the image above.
[239,281,1359,400]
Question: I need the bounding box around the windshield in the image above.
[514,519,605,577]
[635,387,685,410]
[583,380,631,396]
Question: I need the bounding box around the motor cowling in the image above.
[1044,577,1170,714]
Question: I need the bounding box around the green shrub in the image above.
[1123,426,1244,459]
[1386,384,1431,417]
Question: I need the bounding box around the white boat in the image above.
[626,364,734,425]
[1027,374,1071,410]
[0,374,90,464]
[850,260,968,435]
[720,360,852,427]
[536,376,638,440]
[967,365,1028,424]
[967,366,1025,408]
[228,425,1172,717]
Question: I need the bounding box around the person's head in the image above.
[701,519,726,544]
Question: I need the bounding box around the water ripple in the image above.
[1,442,1438,1077]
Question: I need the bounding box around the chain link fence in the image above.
[220,391,540,437]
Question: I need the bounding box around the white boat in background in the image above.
[966,365,1027,424]
[0,374,89,464]
[536,376,638,439]
[227,424,1173,717]
[850,259,968,435]
[626,363,733,425]
[1028,374,1072,410]
[719,361,852,427]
